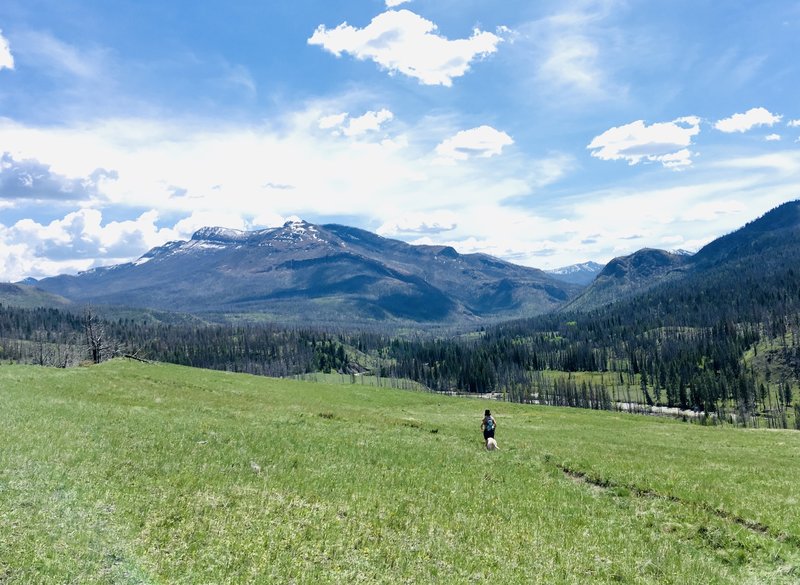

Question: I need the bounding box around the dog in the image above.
[486,437,499,451]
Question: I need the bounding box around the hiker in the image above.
[481,409,496,446]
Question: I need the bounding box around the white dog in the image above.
[486,437,499,451]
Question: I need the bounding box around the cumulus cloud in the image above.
[343,109,394,136]
[1,209,180,279]
[714,107,782,133]
[0,153,116,201]
[765,134,781,142]
[788,119,800,128]
[308,9,503,86]
[386,0,411,6]
[376,210,457,236]
[435,126,514,162]
[587,116,701,169]
[320,109,394,137]
[0,30,13,71]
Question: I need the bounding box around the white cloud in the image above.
[386,0,411,6]
[0,109,541,278]
[1,209,179,280]
[318,109,394,137]
[765,134,781,142]
[714,107,782,133]
[0,152,115,201]
[788,119,800,128]
[657,149,694,169]
[318,113,348,129]
[251,211,288,229]
[587,116,701,169]
[376,210,458,236]
[0,29,13,71]
[435,125,513,162]
[308,9,503,86]
[344,109,393,136]
[405,206,572,264]
[6,102,796,280]
[0,113,427,222]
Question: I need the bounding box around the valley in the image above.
[3,201,800,429]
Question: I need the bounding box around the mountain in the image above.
[565,249,691,311]
[32,220,582,326]
[546,261,605,286]
[565,200,800,313]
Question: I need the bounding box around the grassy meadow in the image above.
[1,360,799,584]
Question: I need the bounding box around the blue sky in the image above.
[0,0,799,280]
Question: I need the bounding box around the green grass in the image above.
[1,360,799,584]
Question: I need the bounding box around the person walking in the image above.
[481,409,496,446]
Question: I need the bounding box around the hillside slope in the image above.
[564,249,690,311]
[1,360,798,583]
[0,282,72,310]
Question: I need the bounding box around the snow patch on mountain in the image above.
[546,261,605,286]
[191,227,250,243]
[548,261,604,276]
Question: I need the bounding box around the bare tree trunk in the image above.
[83,306,107,364]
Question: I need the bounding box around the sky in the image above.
[0,0,799,281]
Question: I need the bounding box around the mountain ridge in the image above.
[14,201,800,325]
[31,220,582,326]
[565,200,800,312]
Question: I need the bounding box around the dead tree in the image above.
[83,306,111,364]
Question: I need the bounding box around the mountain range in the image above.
[8,200,800,327]
[26,221,582,325]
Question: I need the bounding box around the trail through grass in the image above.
[1,360,798,583]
